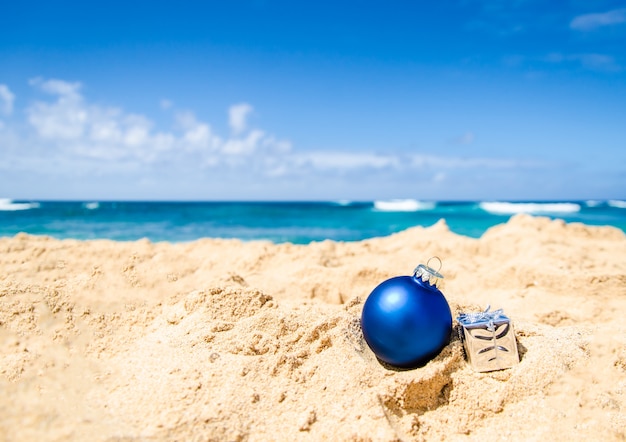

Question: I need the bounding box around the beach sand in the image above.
[1,214,625,441]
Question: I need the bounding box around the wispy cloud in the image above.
[570,8,626,31]
[503,52,621,73]
[229,103,253,135]
[544,52,620,72]
[409,154,526,169]
[30,77,82,98]
[572,54,620,72]
[263,150,539,180]
[449,131,475,145]
[0,84,15,116]
[291,151,400,171]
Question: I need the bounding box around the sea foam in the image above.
[373,199,436,212]
[608,200,626,209]
[0,199,40,211]
[333,200,353,206]
[585,200,602,207]
[479,202,581,215]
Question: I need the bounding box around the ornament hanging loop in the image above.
[426,256,443,273]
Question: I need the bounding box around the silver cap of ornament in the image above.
[413,256,444,289]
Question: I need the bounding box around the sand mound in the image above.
[1,215,625,441]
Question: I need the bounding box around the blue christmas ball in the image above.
[361,268,452,368]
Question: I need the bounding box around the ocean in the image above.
[1,199,625,244]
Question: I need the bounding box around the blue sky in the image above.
[1,1,625,200]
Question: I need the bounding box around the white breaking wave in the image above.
[479,202,581,215]
[608,200,626,209]
[84,202,100,210]
[0,198,40,211]
[373,199,436,212]
[333,200,353,206]
[585,200,602,207]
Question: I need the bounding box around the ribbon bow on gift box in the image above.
[457,305,506,332]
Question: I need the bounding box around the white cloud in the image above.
[544,53,620,72]
[184,122,220,151]
[0,84,15,115]
[28,79,87,140]
[176,111,222,151]
[253,150,537,181]
[222,129,265,155]
[88,109,123,142]
[574,54,619,72]
[459,132,475,144]
[122,115,152,147]
[450,131,475,145]
[506,53,621,73]
[410,154,523,169]
[262,135,292,153]
[26,79,174,160]
[293,151,400,171]
[160,99,173,110]
[30,77,82,98]
[19,77,291,165]
[229,103,253,134]
[570,8,626,31]
[433,172,446,183]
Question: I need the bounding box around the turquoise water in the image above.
[1,199,625,244]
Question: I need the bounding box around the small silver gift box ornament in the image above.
[457,306,520,372]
